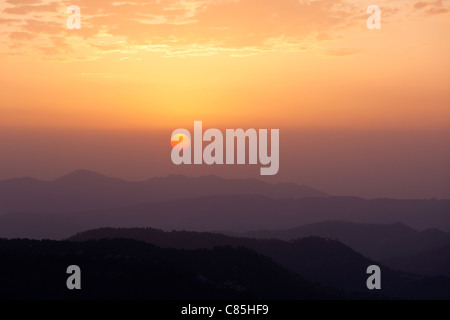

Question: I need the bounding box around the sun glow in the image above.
[171,133,190,149]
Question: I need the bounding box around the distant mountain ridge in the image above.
[0,169,328,214]
[68,227,450,299]
[383,245,450,277]
[1,194,450,239]
[1,170,449,240]
[239,221,450,260]
[69,227,381,294]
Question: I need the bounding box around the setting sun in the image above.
[171,133,190,149]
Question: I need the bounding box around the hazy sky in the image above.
[0,0,449,198]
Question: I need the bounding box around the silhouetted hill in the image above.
[383,245,450,277]
[68,227,450,299]
[0,170,328,214]
[1,195,450,239]
[240,221,450,260]
[0,238,336,300]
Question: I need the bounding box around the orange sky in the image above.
[1,0,449,130]
[0,0,450,198]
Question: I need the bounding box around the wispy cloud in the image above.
[414,0,449,15]
[322,47,361,57]
[0,0,362,58]
[0,0,446,59]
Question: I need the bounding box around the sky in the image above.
[0,0,449,198]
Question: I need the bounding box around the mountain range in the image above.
[68,227,450,299]
[0,169,327,214]
[0,238,335,300]
[239,220,450,261]
[1,194,450,238]
[1,170,449,299]
[0,170,449,239]
[383,244,450,276]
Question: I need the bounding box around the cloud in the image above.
[2,0,441,59]
[9,31,36,40]
[3,2,58,14]
[22,19,63,34]
[0,0,366,57]
[322,47,360,57]
[0,18,20,24]
[425,7,449,14]
[6,0,44,4]
[414,0,449,15]
[414,2,429,9]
